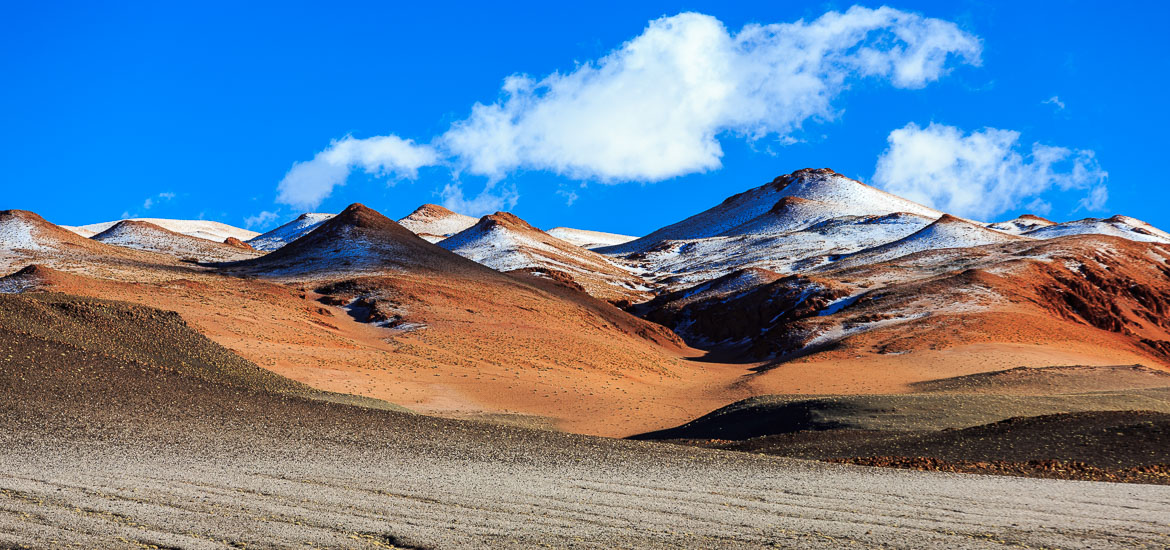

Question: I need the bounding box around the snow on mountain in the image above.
[986,214,1055,235]
[601,168,942,255]
[231,203,486,280]
[1024,215,1170,243]
[92,220,261,262]
[1,210,113,255]
[397,204,477,242]
[829,214,1027,270]
[247,213,335,251]
[546,227,636,249]
[78,218,258,242]
[441,212,650,301]
[59,225,98,238]
[0,209,168,276]
[629,212,935,289]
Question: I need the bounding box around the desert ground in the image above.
[4,172,1170,547]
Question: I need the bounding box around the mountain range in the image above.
[3,167,1169,437]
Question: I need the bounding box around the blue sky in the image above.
[2,1,1167,235]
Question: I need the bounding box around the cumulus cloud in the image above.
[556,189,579,206]
[439,182,519,216]
[872,122,1108,220]
[441,7,980,182]
[141,191,175,211]
[276,135,439,210]
[244,210,281,230]
[1043,95,1066,110]
[276,7,979,210]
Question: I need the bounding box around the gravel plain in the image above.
[4,424,1170,549]
[2,293,1169,549]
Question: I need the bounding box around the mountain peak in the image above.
[398,203,478,239]
[479,212,538,232]
[408,204,458,218]
[931,214,965,225]
[95,219,171,236]
[0,209,48,224]
[1,208,109,252]
[331,203,401,230]
[766,167,842,192]
[233,203,488,279]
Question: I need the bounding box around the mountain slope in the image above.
[92,220,262,262]
[546,227,637,249]
[441,212,649,301]
[1025,215,1170,243]
[78,218,258,242]
[231,203,487,279]
[397,204,477,242]
[626,212,935,289]
[246,213,335,251]
[0,209,178,278]
[602,168,942,255]
[830,214,1027,269]
[987,214,1055,235]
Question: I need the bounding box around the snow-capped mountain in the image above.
[92,220,261,262]
[75,218,258,242]
[1023,215,1170,243]
[247,213,335,251]
[829,214,1025,269]
[231,203,486,279]
[546,227,636,249]
[986,214,1055,235]
[602,168,942,255]
[441,212,649,302]
[397,204,478,243]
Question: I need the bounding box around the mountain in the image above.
[76,218,258,242]
[594,168,951,290]
[1024,215,1170,243]
[546,227,636,249]
[59,225,98,238]
[830,214,1026,269]
[231,203,484,279]
[602,168,942,255]
[611,168,1170,401]
[397,204,478,243]
[246,213,335,251]
[987,214,1055,234]
[2,209,94,253]
[641,232,1170,373]
[440,212,649,301]
[624,211,935,289]
[92,220,262,262]
[0,209,162,274]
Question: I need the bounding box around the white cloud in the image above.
[1025,197,1053,216]
[872,122,1108,220]
[556,189,579,206]
[1078,184,1108,212]
[276,135,439,210]
[439,182,519,217]
[276,7,979,208]
[142,191,176,211]
[245,210,281,230]
[441,7,980,182]
[1043,95,1066,110]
